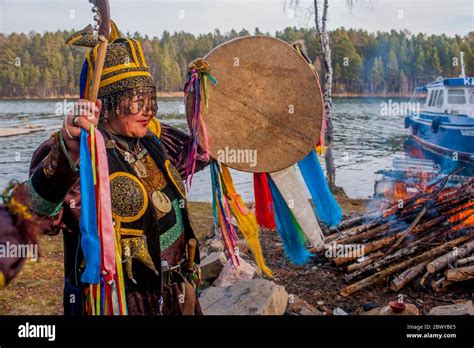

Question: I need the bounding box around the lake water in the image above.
[0,97,432,202]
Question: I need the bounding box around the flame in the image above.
[387,181,409,202]
[448,201,474,231]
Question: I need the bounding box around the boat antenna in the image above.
[460,51,466,78]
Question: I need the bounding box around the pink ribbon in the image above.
[95,129,116,277]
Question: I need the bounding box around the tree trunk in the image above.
[315,0,336,191]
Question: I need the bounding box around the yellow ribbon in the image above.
[221,165,272,277]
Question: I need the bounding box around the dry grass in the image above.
[0,234,64,315]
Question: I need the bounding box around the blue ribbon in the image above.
[298,149,342,227]
[79,129,101,284]
[268,176,312,265]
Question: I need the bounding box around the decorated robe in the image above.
[3,119,209,315]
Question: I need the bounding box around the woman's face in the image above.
[106,93,156,138]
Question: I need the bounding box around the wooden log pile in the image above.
[319,177,474,297]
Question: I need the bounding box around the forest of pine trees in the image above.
[0,27,472,98]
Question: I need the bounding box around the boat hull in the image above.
[407,112,474,161]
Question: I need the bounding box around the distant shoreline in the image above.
[0,91,184,100]
[0,92,414,100]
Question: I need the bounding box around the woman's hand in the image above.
[61,99,102,163]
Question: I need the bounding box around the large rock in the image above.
[235,239,250,255]
[429,301,473,315]
[199,279,288,315]
[363,303,420,315]
[200,252,227,280]
[213,258,257,287]
[208,239,225,253]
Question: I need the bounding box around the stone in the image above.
[363,303,420,316]
[363,302,378,312]
[200,252,227,280]
[287,296,324,315]
[206,226,216,239]
[333,307,348,315]
[235,239,250,255]
[429,301,473,315]
[199,279,288,315]
[213,258,257,287]
[208,240,224,253]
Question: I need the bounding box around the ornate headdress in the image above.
[66,21,156,121]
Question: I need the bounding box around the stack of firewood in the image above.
[319,177,474,297]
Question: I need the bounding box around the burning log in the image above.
[455,255,474,267]
[336,221,396,244]
[445,265,474,282]
[390,261,430,291]
[328,212,381,232]
[333,232,403,266]
[326,221,381,243]
[345,242,421,282]
[419,271,432,287]
[320,176,473,296]
[431,276,452,293]
[344,216,448,280]
[339,234,472,297]
[386,205,429,254]
[426,239,474,274]
[346,251,384,273]
[386,172,459,253]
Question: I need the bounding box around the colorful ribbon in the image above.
[298,149,342,227]
[268,176,312,265]
[80,127,127,315]
[79,128,101,284]
[210,160,240,267]
[253,172,277,230]
[221,165,272,277]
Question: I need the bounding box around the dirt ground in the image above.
[259,228,473,315]
[0,198,471,315]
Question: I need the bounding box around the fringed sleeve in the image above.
[159,122,211,180]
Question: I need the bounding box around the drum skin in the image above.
[188,35,323,173]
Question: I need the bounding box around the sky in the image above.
[0,0,472,37]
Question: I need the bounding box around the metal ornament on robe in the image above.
[151,190,172,213]
[191,35,323,173]
[132,159,147,179]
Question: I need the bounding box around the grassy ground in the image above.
[0,198,366,315]
[0,235,64,314]
[0,202,214,315]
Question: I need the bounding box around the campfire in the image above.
[318,170,474,297]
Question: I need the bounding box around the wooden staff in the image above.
[186,238,197,271]
[88,0,110,104]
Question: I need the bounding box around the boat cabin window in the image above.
[428,90,436,106]
[469,90,474,104]
[447,89,466,104]
[428,90,440,107]
[436,90,444,107]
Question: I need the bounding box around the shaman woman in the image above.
[5,28,209,315]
